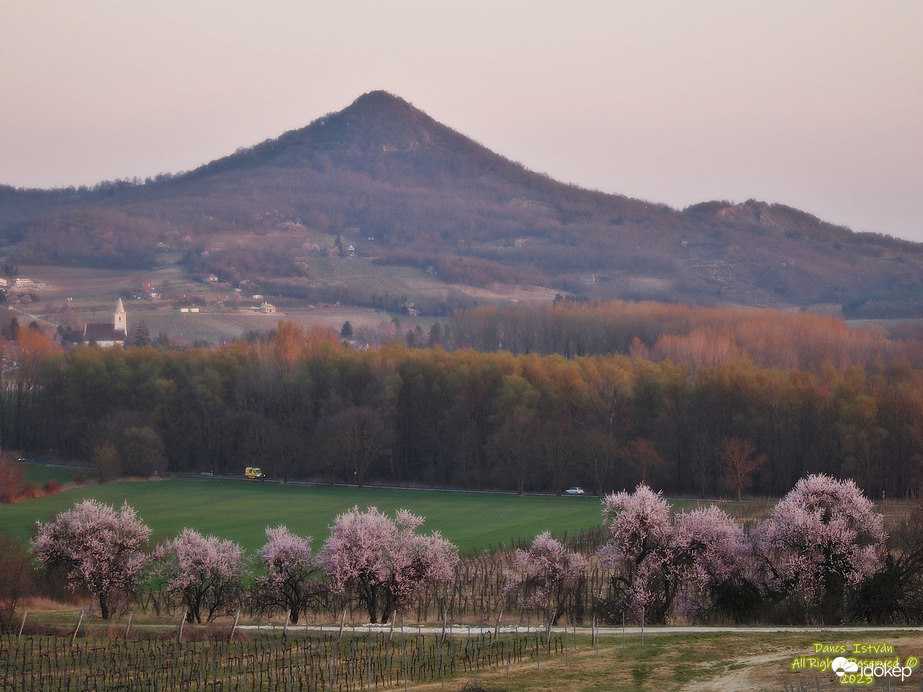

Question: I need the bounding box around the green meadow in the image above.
[0,477,605,553]
[20,463,93,488]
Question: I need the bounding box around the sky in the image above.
[1,1,921,242]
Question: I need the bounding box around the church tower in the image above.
[113,298,127,336]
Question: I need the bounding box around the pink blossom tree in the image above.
[31,499,151,620]
[753,473,886,624]
[598,484,677,623]
[319,506,458,623]
[251,525,322,624]
[153,528,248,623]
[598,484,754,624]
[672,505,754,621]
[504,531,588,631]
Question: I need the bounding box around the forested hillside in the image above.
[2,91,923,316]
[3,302,922,499]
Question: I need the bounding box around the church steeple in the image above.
[114,298,127,335]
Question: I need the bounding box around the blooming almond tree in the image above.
[753,473,886,624]
[598,484,677,623]
[672,505,753,620]
[251,525,322,624]
[599,486,755,624]
[320,506,458,624]
[31,499,151,620]
[153,528,248,623]
[387,510,460,617]
[504,531,588,631]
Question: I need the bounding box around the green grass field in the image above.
[19,463,94,488]
[3,469,907,556]
[0,477,606,553]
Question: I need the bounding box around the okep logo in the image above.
[792,642,919,682]
[831,654,919,682]
[831,657,859,677]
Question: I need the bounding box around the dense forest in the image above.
[3,300,922,499]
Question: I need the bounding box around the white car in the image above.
[564,487,585,495]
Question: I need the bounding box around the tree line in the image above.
[12,474,919,631]
[28,501,457,625]
[1,307,923,498]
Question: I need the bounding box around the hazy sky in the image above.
[2,1,921,241]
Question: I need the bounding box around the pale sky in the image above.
[1,1,921,241]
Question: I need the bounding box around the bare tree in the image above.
[721,437,765,502]
[323,406,390,487]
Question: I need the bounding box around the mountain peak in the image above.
[5,91,921,318]
[336,90,442,154]
[348,90,412,111]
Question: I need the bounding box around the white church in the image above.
[83,299,128,347]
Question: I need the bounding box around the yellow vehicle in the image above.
[244,466,264,479]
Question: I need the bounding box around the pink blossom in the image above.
[599,485,675,620]
[153,528,247,623]
[319,506,458,623]
[673,505,751,618]
[252,525,320,624]
[504,531,588,626]
[31,499,151,620]
[599,485,751,623]
[753,473,886,621]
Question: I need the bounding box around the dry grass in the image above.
[411,630,923,691]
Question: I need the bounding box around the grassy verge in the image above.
[416,629,923,691]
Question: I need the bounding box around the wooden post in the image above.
[229,609,240,642]
[621,611,625,650]
[177,611,186,642]
[473,634,478,685]
[72,610,84,645]
[125,613,132,640]
[441,608,447,643]
[403,638,409,692]
[17,611,26,638]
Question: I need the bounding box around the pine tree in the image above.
[133,320,152,347]
[427,321,443,347]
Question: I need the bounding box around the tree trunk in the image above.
[98,593,111,620]
[365,587,378,623]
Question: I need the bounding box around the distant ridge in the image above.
[2,90,922,318]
